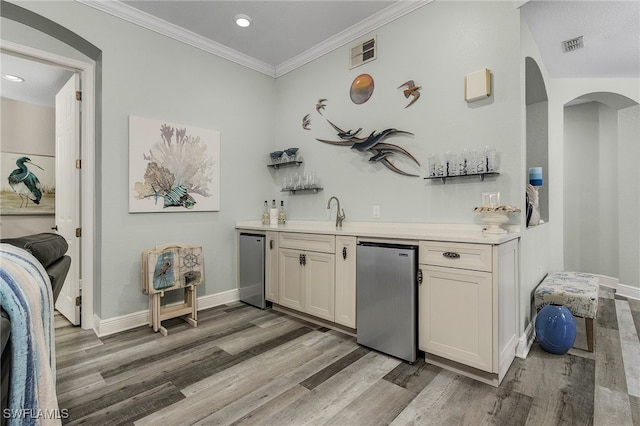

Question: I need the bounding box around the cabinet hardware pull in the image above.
[302,254,307,265]
[418,269,423,285]
[343,247,347,260]
[299,254,303,265]
[270,239,273,250]
[443,252,460,259]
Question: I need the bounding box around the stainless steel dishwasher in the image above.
[356,241,418,363]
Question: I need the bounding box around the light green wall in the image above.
[618,105,640,288]
[4,0,277,319]
[275,1,522,224]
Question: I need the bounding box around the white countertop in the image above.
[235,220,520,244]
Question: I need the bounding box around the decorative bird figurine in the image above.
[398,80,421,108]
[8,156,43,207]
[315,120,419,176]
[350,128,414,152]
[315,99,327,115]
[302,114,311,130]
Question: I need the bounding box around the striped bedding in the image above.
[0,243,60,425]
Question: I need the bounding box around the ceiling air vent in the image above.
[562,36,584,53]
[350,36,377,69]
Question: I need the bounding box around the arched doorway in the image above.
[563,92,639,286]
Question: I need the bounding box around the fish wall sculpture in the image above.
[316,120,420,177]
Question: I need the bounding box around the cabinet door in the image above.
[279,248,304,311]
[335,236,357,328]
[265,231,279,302]
[419,265,493,372]
[304,251,335,322]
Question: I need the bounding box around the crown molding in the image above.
[77,0,276,77]
[77,0,432,79]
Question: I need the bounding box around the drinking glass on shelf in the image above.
[485,146,497,172]
[427,154,437,177]
[467,150,478,174]
[447,152,458,176]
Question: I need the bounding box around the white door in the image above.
[54,74,81,325]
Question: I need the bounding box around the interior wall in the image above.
[274,1,522,224]
[0,97,56,236]
[519,16,551,335]
[563,102,619,277]
[618,105,640,287]
[564,100,640,288]
[4,0,278,320]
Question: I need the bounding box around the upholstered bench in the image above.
[534,271,600,352]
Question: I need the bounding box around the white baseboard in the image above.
[93,289,239,337]
[595,274,619,289]
[515,321,535,359]
[617,282,640,301]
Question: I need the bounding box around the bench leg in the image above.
[585,317,595,352]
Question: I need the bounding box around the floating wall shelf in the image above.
[281,187,323,195]
[424,172,499,184]
[267,160,303,170]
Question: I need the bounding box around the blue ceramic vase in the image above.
[535,304,577,355]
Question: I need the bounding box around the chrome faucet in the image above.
[327,196,346,228]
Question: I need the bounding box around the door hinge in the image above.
[75,296,81,306]
[76,159,82,169]
[76,90,82,101]
[76,228,82,238]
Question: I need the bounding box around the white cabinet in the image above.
[418,239,518,386]
[420,266,493,371]
[278,233,336,322]
[335,236,357,328]
[265,231,279,302]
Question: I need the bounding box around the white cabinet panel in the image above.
[279,248,305,311]
[419,265,493,372]
[304,251,335,321]
[265,231,279,302]
[335,236,357,328]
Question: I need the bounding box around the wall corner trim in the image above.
[515,321,535,359]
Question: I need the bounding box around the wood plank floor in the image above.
[54,286,640,425]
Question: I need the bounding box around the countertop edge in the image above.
[235,220,520,245]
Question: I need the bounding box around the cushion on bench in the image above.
[534,271,599,319]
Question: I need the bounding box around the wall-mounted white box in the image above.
[465,68,491,102]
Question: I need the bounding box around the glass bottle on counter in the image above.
[278,200,287,225]
[261,201,270,225]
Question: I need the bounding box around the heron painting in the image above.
[1,153,55,214]
[129,116,220,213]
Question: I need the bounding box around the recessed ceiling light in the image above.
[234,14,252,28]
[2,74,25,83]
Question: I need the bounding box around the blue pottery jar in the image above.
[535,304,577,354]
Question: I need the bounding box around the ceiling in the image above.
[1,0,638,107]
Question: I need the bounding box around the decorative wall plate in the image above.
[350,74,374,105]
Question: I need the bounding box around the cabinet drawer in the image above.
[419,241,492,272]
[279,232,335,253]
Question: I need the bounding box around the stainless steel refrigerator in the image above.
[239,233,267,309]
[356,242,418,363]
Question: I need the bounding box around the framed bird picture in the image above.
[1,152,55,215]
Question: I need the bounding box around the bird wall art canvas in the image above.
[1,152,55,215]
[129,116,220,213]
